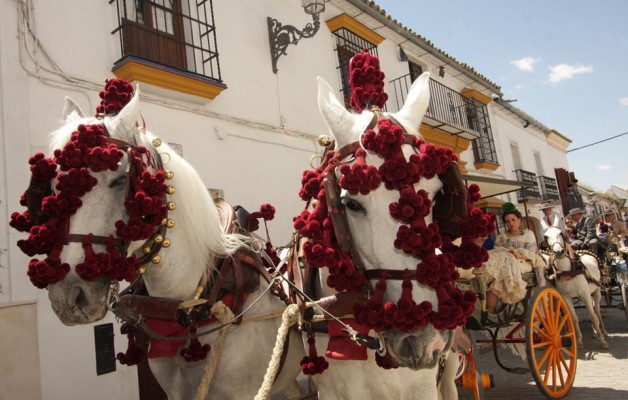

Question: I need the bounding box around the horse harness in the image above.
[544,249,601,286]
[110,199,288,337]
[287,110,466,381]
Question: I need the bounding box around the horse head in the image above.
[10,80,226,326]
[545,226,566,258]
[295,52,490,371]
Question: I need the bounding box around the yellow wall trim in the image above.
[474,161,500,171]
[325,14,385,46]
[112,58,226,100]
[461,88,492,105]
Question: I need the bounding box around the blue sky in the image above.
[375,0,628,192]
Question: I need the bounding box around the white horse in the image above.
[543,226,609,349]
[297,72,468,400]
[16,85,304,399]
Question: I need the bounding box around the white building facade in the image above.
[0,1,572,398]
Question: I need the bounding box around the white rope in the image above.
[194,301,235,400]
[254,304,300,400]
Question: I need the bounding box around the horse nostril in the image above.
[71,285,88,309]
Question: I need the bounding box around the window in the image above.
[331,28,378,106]
[111,0,225,99]
[510,142,522,171]
[469,98,498,164]
[325,14,384,107]
[409,61,423,82]
[534,151,544,176]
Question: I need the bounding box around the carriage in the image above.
[454,200,578,400]
[456,267,577,400]
[596,236,628,322]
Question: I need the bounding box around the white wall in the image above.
[0,0,572,398]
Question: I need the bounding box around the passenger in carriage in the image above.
[483,203,546,313]
[564,215,574,238]
[602,209,628,239]
[539,202,565,232]
[568,207,599,255]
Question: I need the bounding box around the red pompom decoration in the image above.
[180,327,211,362]
[300,332,329,375]
[96,78,135,116]
[338,149,381,195]
[117,323,147,366]
[349,50,388,112]
[362,118,405,159]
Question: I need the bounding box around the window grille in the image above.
[469,98,498,164]
[330,28,378,106]
[111,0,221,81]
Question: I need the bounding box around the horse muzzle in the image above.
[382,326,453,370]
[48,276,111,325]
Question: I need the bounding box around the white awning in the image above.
[462,174,534,199]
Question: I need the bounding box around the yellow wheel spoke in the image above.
[541,295,551,328]
[543,350,554,385]
[533,323,553,341]
[553,295,563,330]
[556,314,568,334]
[556,353,566,387]
[560,346,575,359]
[534,308,551,332]
[537,346,553,371]
[533,340,552,349]
[557,351,570,376]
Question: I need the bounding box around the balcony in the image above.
[514,169,541,202]
[537,176,560,201]
[389,73,484,140]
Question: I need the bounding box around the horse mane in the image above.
[49,116,251,275]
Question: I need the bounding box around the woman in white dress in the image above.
[484,203,546,313]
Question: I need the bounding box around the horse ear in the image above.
[317,77,357,148]
[393,72,431,135]
[106,85,140,141]
[63,97,85,123]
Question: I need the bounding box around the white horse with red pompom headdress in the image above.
[286,51,494,400]
[9,79,305,400]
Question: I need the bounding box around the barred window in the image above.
[112,0,221,81]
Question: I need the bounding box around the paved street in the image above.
[458,306,628,400]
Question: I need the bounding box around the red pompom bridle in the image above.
[295,109,495,337]
[10,84,172,289]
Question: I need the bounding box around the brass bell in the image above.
[152,138,162,147]
[151,255,161,264]
[138,266,147,274]
[162,239,171,248]
[142,246,151,254]
[161,218,168,226]
[167,201,176,210]
[165,170,175,180]
[318,135,332,147]
[154,235,164,244]
[166,219,176,228]
[166,186,176,195]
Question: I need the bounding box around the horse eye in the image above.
[109,175,126,188]
[340,197,365,214]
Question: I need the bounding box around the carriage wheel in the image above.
[526,287,577,399]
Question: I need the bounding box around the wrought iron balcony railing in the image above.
[537,176,560,201]
[514,169,541,201]
[110,0,222,81]
[389,73,486,140]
